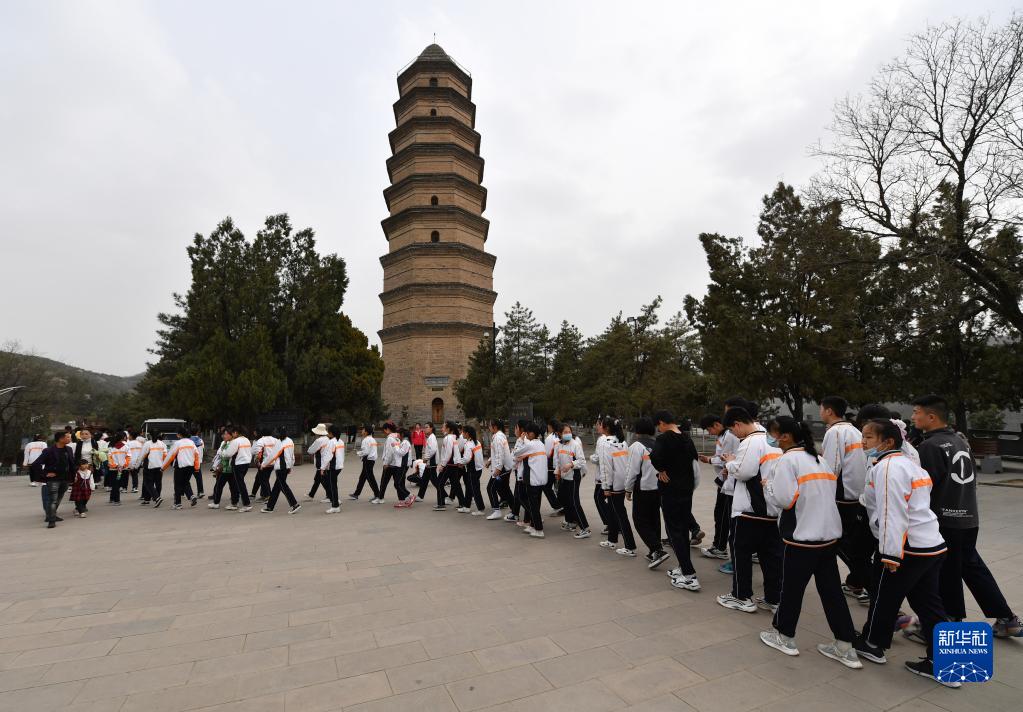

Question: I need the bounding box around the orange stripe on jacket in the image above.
[796,472,837,485]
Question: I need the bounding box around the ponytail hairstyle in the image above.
[599,416,625,441]
[775,416,820,461]
[462,425,477,443]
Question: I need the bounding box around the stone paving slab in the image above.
[1,455,1020,712]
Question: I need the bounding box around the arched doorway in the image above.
[431,397,444,424]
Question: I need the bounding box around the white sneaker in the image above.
[326,507,341,514]
[370,498,383,504]
[470,510,483,516]
[207,503,220,509]
[529,530,546,538]
[457,506,470,513]
[239,506,252,512]
[225,505,238,510]
[716,594,757,613]
[760,629,799,656]
[415,496,423,502]
[486,510,502,520]
[321,498,331,504]
[599,540,616,548]
[573,528,592,539]
[615,548,637,557]
[523,526,536,534]
[446,497,455,505]
[670,574,701,591]
[817,640,862,669]
[666,567,682,578]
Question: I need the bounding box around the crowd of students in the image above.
[24,393,1021,689]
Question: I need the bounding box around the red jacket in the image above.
[411,429,426,446]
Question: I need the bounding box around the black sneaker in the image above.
[648,550,671,570]
[190,496,198,507]
[153,498,163,508]
[905,658,961,688]
[47,521,56,528]
[288,503,302,514]
[197,493,206,499]
[853,634,886,664]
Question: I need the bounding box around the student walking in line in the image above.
[391,428,415,508]
[651,410,701,591]
[416,422,440,503]
[820,396,871,607]
[698,414,738,562]
[855,418,956,687]
[507,420,530,523]
[760,416,861,668]
[260,429,300,514]
[554,423,589,537]
[434,421,466,511]
[350,424,382,502]
[515,422,548,538]
[23,434,47,487]
[542,420,564,517]
[598,417,637,556]
[485,420,515,520]
[589,418,614,535]
[910,394,1022,638]
[458,425,486,515]
[139,432,166,507]
[306,424,331,501]
[224,426,253,511]
[250,429,276,501]
[716,407,783,614]
[209,429,238,509]
[127,431,144,494]
[107,435,131,506]
[189,427,206,500]
[162,430,200,510]
[323,424,345,513]
[377,422,400,502]
[626,418,665,565]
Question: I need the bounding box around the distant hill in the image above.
[21,354,143,396]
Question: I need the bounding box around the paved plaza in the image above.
[1,456,1021,712]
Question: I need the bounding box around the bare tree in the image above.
[814,15,1023,332]
[0,342,63,462]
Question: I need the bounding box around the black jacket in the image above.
[917,427,978,529]
[649,429,698,495]
[30,445,76,484]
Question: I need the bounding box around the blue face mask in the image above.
[561,433,572,442]
[864,447,879,461]
[766,436,779,448]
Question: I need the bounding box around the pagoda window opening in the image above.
[430,230,440,243]
[429,77,438,87]
[430,195,439,206]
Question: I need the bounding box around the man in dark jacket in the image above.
[912,394,1021,638]
[650,410,700,592]
[32,431,75,528]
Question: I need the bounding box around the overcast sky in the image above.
[2,0,1015,376]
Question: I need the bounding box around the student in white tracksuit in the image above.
[507,421,529,522]
[597,417,636,555]
[589,420,614,531]
[717,407,783,613]
[554,424,589,536]
[416,424,440,503]
[250,430,277,500]
[760,417,860,668]
[350,424,381,502]
[457,425,486,514]
[139,433,167,506]
[514,422,548,537]
[820,396,871,603]
[223,426,252,510]
[698,414,739,559]
[323,424,345,512]
[486,420,515,519]
[306,425,331,500]
[377,422,401,501]
[856,418,951,685]
[625,418,664,562]
[23,436,47,486]
[260,430,299,513]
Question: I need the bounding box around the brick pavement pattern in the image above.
[2,456,1021,712]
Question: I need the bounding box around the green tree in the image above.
[129,214,383,427]
[686,183,880,419]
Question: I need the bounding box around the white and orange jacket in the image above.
[488,430,514,474]
[358,435,378,462]
[822,421,867,502]
[625,437,659,492]
[108,443,132,471]
[380,432,399,468]
[127,437,144,469]
[162,437,199,471]
[727,428,782,520]
[252,435,276,466]
[456,439,485,471]
[767,448,842,545]
[599,437,630,492]
[555,436,587,481]
[140,440,167,469]
[307,435,330,470]
[438,433,458,467]
[224,436,252,466]
[516,437,548,486]
[324,438,345,471]
[22,440,47,467]
[862,451,946,567]
[263,437,295,471]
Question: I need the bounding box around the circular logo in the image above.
[951,450,974,485]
